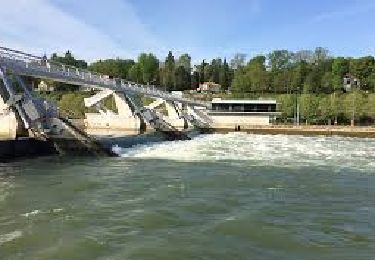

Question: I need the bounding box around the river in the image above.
[0,133,374,259]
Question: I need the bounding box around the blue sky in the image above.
[1,0,375,63]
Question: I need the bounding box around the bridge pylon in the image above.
[0,66,115,156]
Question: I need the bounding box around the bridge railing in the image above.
[0,46,209,107]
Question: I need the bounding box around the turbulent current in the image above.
[1,134,374,259]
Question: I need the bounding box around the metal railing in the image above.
[0,46,209,107]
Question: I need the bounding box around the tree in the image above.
[175,66,191,91]
[231,67,251,94]
[210,58,222,83]
[219,58,231,91]
[293,50,314,64]
[128,63,143,83]
[89,59,135,79]
[368,73,375,93]
[138,53,159,84]
[231,56,268,94]
[247,56,268,94]
[321,71,333,94]
[349,56,375,91]
[174,54,192,91]
[313,47,329,64]
[268,50,292,71]
[197,60,208,83]
[177,54,191,71]
[162,51,176,91]
[230,53,247,69]
[331,57,350,91]
[291,61,307,93]
[191,71,200,90]
[49,51,87,91]
[51,51,87,69]
[300,94,320,123]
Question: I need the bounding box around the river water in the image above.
[0,134,374,259]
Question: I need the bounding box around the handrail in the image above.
[0,46,209,107]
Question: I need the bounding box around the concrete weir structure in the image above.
[84,90,143,135]
[146,99,187,130]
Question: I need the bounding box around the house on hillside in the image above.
[197,82,221,93]
[36,80,54,92]
[343,74,360,92]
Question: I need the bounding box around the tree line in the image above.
[48,47,375,95]
[232,47,375,94]
[44,48,375,124]
[48,50,234,91]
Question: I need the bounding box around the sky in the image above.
[1,0,375,63]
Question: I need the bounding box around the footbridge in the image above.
[0,46,212,156]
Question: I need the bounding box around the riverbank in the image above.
[215,125,375,138]
[1,125,374,161]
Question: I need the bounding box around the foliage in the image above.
[89,59,134,79]
[41,47,375,124]
[51,51,87,69]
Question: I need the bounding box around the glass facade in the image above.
[212,102,277,113]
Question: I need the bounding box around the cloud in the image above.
[0,0,160,61]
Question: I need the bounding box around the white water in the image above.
[0,231,23,246]
[118,133,375,172]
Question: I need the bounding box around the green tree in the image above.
[291,61,307,93]
[162,51,176,91]
[138,53,159,84]
[89,59,135,79]
[177,54,191,71]
[175,66,190,91]
[230,53,247,69]
[191,71,200,90]
[331,57,350,91]
[349,56,375,91]
[321,71,333,94]
[313,47,329,64]
[219,58,231,91]
[51,51,87,69]
[268,50,292,71]
[300,94,320,123]
[128,63,143,83]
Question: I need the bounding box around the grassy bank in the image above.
[186,92,375,125]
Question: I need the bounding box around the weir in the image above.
[0,46,212,158]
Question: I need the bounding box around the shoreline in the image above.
[1,125,374,161]
[213,125,375,138]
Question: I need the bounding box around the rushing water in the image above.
[0,134,375,259]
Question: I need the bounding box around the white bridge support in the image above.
[146,99,187,130]
[84,90,142,134]
[0,95,18,139]
[186,105,212,125]
[164,101,186,129]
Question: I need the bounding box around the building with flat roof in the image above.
[209,99,280,129]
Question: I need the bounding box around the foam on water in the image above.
[117,133,375,172]
[0,231,23,245]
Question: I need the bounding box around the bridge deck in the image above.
[0,46,209,108]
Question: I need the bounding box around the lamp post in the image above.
[351,91,355,127]
[294,86,300,126]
